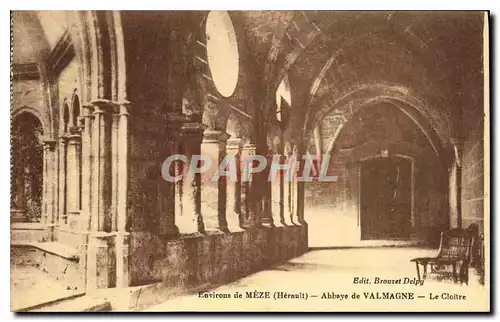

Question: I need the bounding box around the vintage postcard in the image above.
[10,10,490,312]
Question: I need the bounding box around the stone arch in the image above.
[263,11,334,103]
[11,111,44,222]
[303,84,451,160]
[13,106,49,136]
[268,12,451,102]
[67,11,127,103]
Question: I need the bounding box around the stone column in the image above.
[271,154,286,227]
[293,146,305,225]
[158,113,185,238]
[178,122,206,234]
[90,101,113,231]
[79,103,93,290]
[58,136,68,225]
[201,130,231,232]
[42,139,48,224]
[289,147,299,225]
[449,138,463,228]
[42,139,57,227]
[174,141,183,235]
[240,143,256,228]
[282,147,294,226]
[81,104,94,231]
[66,126,82,228]
[261,152,274,228]
[226,138,244,231]
[110,114,119,232]
[86,100,114,290]
[115,102,130,288]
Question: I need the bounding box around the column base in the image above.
[226,213,245,232]
[177,217,204,236]
[204,228,228,235]
[11,209,28,223]
[86,232,116,290]
[43,223,57,242]
[160,224,180,240]
[114,232,130,288]
[262,222,275,228]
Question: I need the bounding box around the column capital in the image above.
[227,138,243,154]
[165,112,188,137]
[166,112,189,123]
[42,138,57,151]
[203,130,231,144]
[69,125,82,135]
[67,127,82,145]
[90,99,119,114]
[181,122,206,139]
[227,137,242,146]
[84,100,131,115]
[242,143,256,150]
[82,103,94,114]
[67,135,82,145]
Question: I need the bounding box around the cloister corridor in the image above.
[10,10,488,312]
[143,247,487,312]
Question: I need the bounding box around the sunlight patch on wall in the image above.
[275,74,291,122]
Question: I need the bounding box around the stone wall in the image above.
[129,225,308,289]
[461,105,486,232]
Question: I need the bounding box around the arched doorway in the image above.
[11,112,44,223]
[359,155,413,240]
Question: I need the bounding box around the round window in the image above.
[205,11,239,98]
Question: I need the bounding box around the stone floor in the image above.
[10,265,81,311]
[145,247,489,312]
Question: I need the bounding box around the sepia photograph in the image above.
[9,9,490,312]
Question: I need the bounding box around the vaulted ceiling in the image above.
[11,10,484,156]
[224,11,484,151]
[12,11,68,64]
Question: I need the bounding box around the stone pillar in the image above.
[115,102,130,288]
[449,138,463,228]
[81,104,94,231]
[86,100,114,290]
[261,152,274,227]
[295,146,307,226]
[201,130,231,232]
[42,140,48,224]
[42,139,57,227]
[226,138,243,231]
[67,126,82,227]
[271,154,286,227]
[282,148,294,226]
[90,101,113,231]
[110,114,119,232]
[240,143,256,228]
[296,180,306,225]
[58,136,68,225]
[173,141,183,236]
[178,122,206,234]
[289,147,299,225]
[158,113,184,238]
